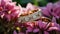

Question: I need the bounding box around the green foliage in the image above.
[12,0,58,7]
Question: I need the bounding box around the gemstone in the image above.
[25,17,29,21]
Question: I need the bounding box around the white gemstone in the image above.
[33,15,37,19]
[25,17,29,21]
[38,11,42,16]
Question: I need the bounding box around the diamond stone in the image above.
[33,15,37,19]
[25,17,29,21]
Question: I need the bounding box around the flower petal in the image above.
[33,28,39,33]
[13,30,17,34]
[52,17,56,23]
[48,27,60,31]
[44,31,49,34]
[41,7,50,16]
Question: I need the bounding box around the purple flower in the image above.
[47,17,60,31]
[13,30,17,34]
[38,20,48,30]
[14,19,60,34]
[52,2,60,19]
[33,28,39,33]
[37,18,60,31]
[26,26,33,32]
[41,3,53,17]
[44,31,49,34]
[41,1,60,19]
[41,7,51,17]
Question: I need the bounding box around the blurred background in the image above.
[12,0,59,7]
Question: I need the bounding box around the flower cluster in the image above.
[0,0,21,34]
[19,3,39,16]
[41,1,60,29]
[41,1,60,19]
[0,0,60,34]
[13,1,60,34]
[14,17,60,34]
[0,0,20,21]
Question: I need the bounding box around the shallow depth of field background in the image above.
[12,0,58,7]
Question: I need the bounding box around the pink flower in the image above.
[19,3,38,16]
[26,3,38,12]
[2,0,12,2]
[0,0,21,21]
[26,22,35,27]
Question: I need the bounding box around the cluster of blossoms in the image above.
[19,3,38,16]
[0,0,21,34]
[13,1,60,34]
[14,17,60,34]
[41,1,60,24]
[0,0,60,34]
[0,0,21,21]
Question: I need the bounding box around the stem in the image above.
[42,30,44,34]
